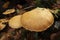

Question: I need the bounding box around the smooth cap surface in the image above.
[21,7,54,32]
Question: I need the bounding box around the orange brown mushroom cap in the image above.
[21,7,54,32]
[9,15,22,29]
[0,23,6,30]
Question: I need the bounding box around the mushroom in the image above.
[9,15,22,29]
[3,9,15,15]
[21,7,54,32]
[0,23,6,30]
[0,19,9,23]
[0,19,9,30]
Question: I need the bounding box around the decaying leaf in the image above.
[2,1,10,8]
[54,21,60,29]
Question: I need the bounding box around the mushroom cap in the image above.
[0,23,6,30]
[3,9,15,15]
[21,7,54,32]
[9,15,22,29]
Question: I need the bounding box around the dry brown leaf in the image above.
[2,1,10,8]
